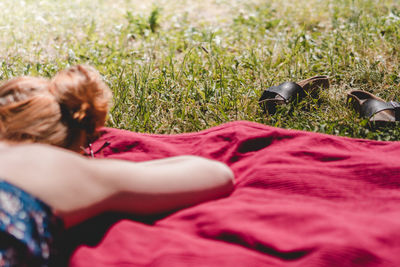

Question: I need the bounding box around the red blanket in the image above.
[67,121,400,266]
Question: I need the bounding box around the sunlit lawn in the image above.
[1,0,400,140]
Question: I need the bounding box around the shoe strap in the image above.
[259,82,303,103]
[361,99,400,120]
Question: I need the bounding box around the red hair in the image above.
[0,65,112,151]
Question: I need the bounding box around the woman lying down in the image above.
[0,65,234,266]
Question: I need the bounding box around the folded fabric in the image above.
[66,121,400,267]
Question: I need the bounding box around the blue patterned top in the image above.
[0,180,63,266]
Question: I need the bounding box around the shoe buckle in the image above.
[390,101,400,108]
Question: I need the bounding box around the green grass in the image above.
[1,0,400,140]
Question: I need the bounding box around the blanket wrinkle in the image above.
[159,213,314,262]
[289,150,352,162]
[154,223,280,260]
[211,229,313,261]
[237,136,273,153]
[68,121,400,266]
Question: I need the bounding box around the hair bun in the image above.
[51,65,112,136]
[72,102,90,122]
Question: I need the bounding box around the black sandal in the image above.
[347,90,400,122]
[259,76,329,114]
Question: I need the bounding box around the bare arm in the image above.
[95,155,235,214]
[0,143,234,228]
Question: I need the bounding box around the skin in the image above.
[0,142,234,228]
[0,67,235,230]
